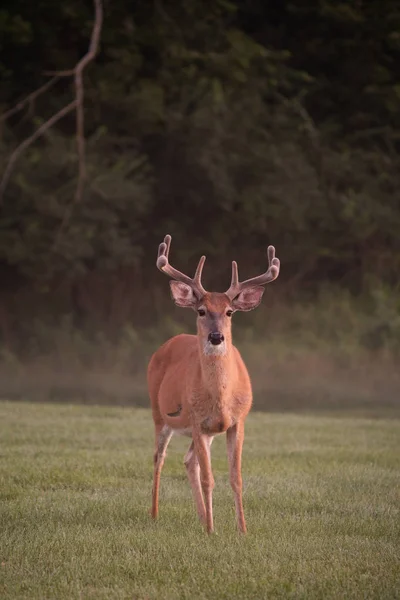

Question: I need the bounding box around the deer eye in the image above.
[197,309,206,316]
[226,310,233,317]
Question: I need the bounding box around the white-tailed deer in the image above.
[148,235,280,533]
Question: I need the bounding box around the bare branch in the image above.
[0,76,60,125]
[43,69,75,77]
[52,0,103,247]
[0,0,103,206]
[74,0,103,203]
[0,100,78,202]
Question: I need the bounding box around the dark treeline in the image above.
[1,0,400,343]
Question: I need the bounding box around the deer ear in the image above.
[169,281,197,308]
[231,286,264,312]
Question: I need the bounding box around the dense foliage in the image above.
[0,0,399,339]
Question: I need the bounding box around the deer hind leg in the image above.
[184,441,206,526]
[151,424,173,519]
[226,421,247,534]
[193,432,214,533]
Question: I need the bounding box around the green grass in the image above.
[0,401,399,599]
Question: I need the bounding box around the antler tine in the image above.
[156,234,207,297]
[225,245,280,300]
[231,261,239,287]
[226,261,240,299]
[193,255,206,285]
[267,245,275,264]
[163,233,171,258]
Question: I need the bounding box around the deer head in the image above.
[157,235,280,355]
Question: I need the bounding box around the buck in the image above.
[148,235,280,533]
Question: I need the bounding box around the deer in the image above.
[147,234,280,534]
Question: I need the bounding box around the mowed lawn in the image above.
[0,401,399,600]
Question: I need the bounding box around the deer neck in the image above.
[197,334,235,400]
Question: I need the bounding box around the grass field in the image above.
[0,401,399,599]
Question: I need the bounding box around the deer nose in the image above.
[208,332,224,345]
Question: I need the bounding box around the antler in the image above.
[225,245,280,300]
[157,234,207,298]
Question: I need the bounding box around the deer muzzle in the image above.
[208,332,224,345]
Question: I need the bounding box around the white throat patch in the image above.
[203,340,227,356]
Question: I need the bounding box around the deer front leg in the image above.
[184,441,206,526]
[226,420,246,533]
[151,424,173,519]
[193,432,214,533]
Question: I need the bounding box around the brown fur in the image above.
[149,236,279,534]
[148,292,252,533]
